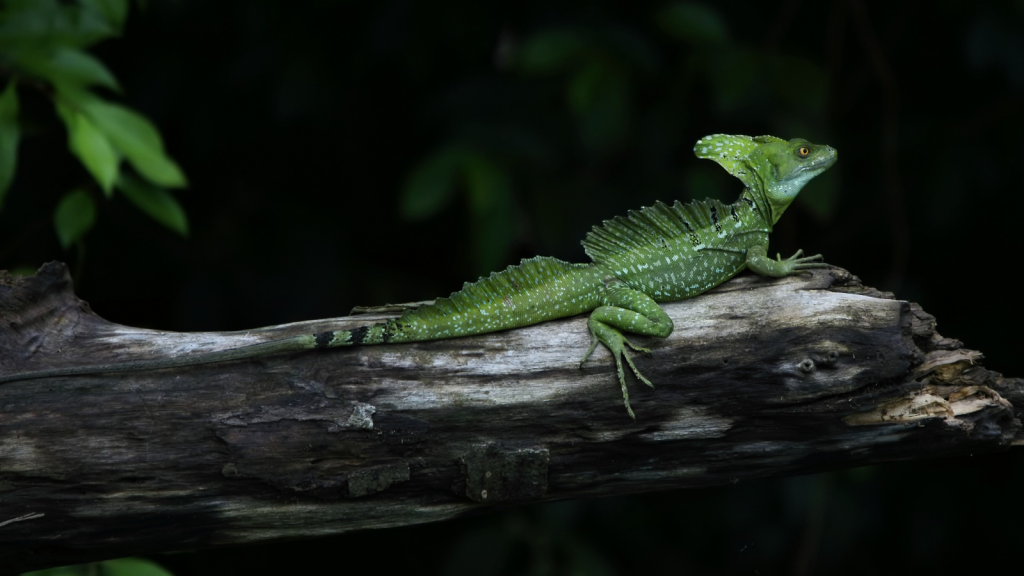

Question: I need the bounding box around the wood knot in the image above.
[799,358,816,373]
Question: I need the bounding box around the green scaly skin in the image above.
[0,135,838,418]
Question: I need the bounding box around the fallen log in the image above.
[0,262,1019,572]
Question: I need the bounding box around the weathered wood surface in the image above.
[1,262,1021,572]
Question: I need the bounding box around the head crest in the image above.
[694,133,837,225]
[692,134,765,189]
[692,134,789,190]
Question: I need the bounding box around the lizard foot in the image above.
[581,325,654,420]
[777,249,830,275]
[747,245,829,278]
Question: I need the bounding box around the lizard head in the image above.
[694,134,837,225]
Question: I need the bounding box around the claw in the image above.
[613,356,636,420]
[579,336,601,368]
[794,253,824,262]
[623,337,651,355]
[777,250,828,275]
[608,349,651,419]
[779,248,804,262]
[622,349,654,389]
[583,331,648,419]
[792,254,828,271]
[586,341,647,419]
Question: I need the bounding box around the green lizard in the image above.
[0,134,837,417]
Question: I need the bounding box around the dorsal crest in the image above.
[399,256,586,321]
[582,199,725,265]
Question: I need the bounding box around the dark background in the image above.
[3,1,1024,574]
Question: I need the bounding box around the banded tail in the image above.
[0,257,604,384]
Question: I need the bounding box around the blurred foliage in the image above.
[0,0,187,255]
[23,557,174,576]
[397,0,839,275]
[53,187,95,248]
[2,0,1024,573]
[401,144,514,272]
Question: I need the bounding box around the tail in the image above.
[320,256,603,347]
[0,257,602,385]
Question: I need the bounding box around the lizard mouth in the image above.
[806,146,838,171]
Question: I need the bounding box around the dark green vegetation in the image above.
[3,1,1024,574]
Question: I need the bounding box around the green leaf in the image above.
[462,154,510,216]
[462,154,515,274]
[71,1,121,42]
[116,173,189,236]
[517,29,588,74]
[566,61,605,114]
[9,265,38,278]
[81,0,130,30]
[53,189,96,249]
[567,63,629,152]
[55,89,187,189]
[16,47,121,92]
[0,0,117,49]
[56,102,120,195]
[468,189,515,276]
[79,99,187,188]
[656,2,730,46]
[0,1,70,48]
[20,558,174,576]
[0,81,20,208]
[100,557,176,576]
[399,147,465,220]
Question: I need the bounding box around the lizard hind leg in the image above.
[583,317,652,420]
[581,287,674,419]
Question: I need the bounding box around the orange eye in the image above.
[797,146,811,158]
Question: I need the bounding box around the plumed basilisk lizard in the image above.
[0,134,837,417]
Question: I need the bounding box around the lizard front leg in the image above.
[580,285,673,419]
[745,244,829,278]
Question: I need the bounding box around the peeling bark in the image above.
[0,262,1020,572]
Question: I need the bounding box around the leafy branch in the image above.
[0,0,188,253]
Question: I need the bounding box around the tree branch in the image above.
[1,262,1020,572]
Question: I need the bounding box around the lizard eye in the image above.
[797,146,811,158]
